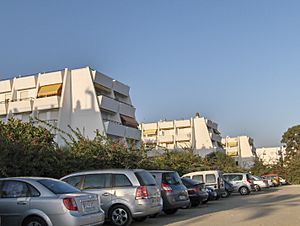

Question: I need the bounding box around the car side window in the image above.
[1,181,30,198]
[231,175,243,181]
[113,174,132,187]
[83,174,111,190]
[206,174,216,183]
[192,175,204,183]
[63,176,83,189]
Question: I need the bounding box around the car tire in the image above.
[22,216,47,226]
[191,200,201,207]
[202,199,208,204]
[163,208,178,215]
[109,204,132,226]
[221,189,230,198]
[134,216,147,222]
[239,186,250,195]
[254,185,261,191]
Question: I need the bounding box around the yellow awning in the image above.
[143,129,157,135]
[227,150,238,156]
[227,141,238,147]
[37,83,62,98]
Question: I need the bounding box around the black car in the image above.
[221,180,234,198]
[205,187,219,202]
[150,170,190,215]
[181,177,209,207]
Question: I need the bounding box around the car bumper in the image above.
[132,198,163,218]
[163,196,190,210]
[50,210,105,226]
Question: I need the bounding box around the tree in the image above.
[281,125,300,162]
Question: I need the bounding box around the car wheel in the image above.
[134,216,147,222]
[163,208,178,215]
[109,205,132,226]
[191,200,201,207]
[254,185,261,191]
[23,216,47,226]
[202,199,208,204]
[239,186,250,195]
[221,189,230,198]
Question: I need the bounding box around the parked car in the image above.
[261,176,274,187]
[223,173,255,195]
[182,170,225,196]
[204,187,218,202]
[61,169,162,226]
[0,177,105,226]
[251,175,269,191]
[262,174,280,187]
[149,170,190,215]
[279,177,288,185]
[181,177,209,207]
[221,180,234,198]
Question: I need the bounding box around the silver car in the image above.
[61,169,163,226]
[0,177,104,226]
[251,175,269,191]
[223,173,255,195]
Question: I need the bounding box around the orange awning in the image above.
[120,115,139,128]
[37,83,62,98]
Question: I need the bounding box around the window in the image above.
[83,174,111,189]
[113,174,132,187]
[63,176,82,189]
[38,179,80,194]
[229,175,243,181]
[19,90,29,100]
[135,171,156,186]
[192,175,204,183]
[206,174,216,184]
[162,172,181,185]
[1,181,30,198]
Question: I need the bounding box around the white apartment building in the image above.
[256,147,286,165]
[222,136,256,168]
[0,67,140,145]
[140,113,224,157]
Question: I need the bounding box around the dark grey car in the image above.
[61,169,162,226]
[0,177,104,226]
[149,170,190,215]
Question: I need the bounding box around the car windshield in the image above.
[162,172,181,185]
[182,177,200,186]
[38,179,80,194]
[135,171,157,186]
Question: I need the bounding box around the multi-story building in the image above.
[222,136,256,168]
[140,113,224,157]
[0,66,140,145]
[256,146,286,165]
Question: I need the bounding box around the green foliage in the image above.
[282,125,300,162]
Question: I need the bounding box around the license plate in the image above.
[83,201,96,212]
[179,195,186,200]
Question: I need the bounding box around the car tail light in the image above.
[136,186,149,199]
[247,179,253,184]
[63,197,78,211]
[192,187,200,193]
[162,183,172,193]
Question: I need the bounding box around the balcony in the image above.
[93,72,113,90]
[211,133,222,142]
[119,102,135,118]
[158,135,174,143]
[33,96,61,111]
[0,102,8,115]
[159,121,174,129]
[175,120,191,128]
[125,127,141,140]
[0,80,12,93]
[104,121,126,137]
[206,119,218,130]
[9,99,33,113]
[113,80,130,97]
[227,149,239,157]
[98,95,119,113]
[175,133,191,141]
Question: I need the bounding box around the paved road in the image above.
[131,185,300,226]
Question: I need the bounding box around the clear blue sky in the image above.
[1,0,300,147]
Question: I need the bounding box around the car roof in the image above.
[148,170,176,173]
[61,169,146,179]
[0,177,60,182]
[223,173,247,175]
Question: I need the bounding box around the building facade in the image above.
[140,113,224,157]
[256,147,286,165]
[222,136,256,168]
[0,67,140,145]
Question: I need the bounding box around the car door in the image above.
[82,174,113,213]
[0,180,31,226]
[111,174,135,206]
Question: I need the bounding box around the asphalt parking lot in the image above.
[127,185,300,226]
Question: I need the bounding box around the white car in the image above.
[251,175,269,191]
